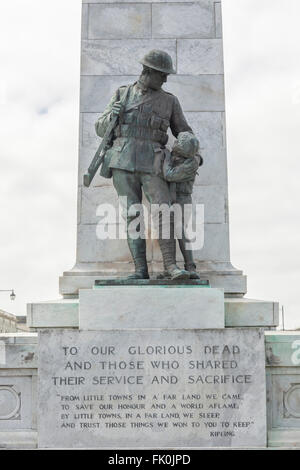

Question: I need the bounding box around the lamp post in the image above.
[0,290,16,301]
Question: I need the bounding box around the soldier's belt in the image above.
[115,124,168,145]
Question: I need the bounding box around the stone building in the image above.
[0,309,28,333]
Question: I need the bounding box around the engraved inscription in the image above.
[38,329,267,448]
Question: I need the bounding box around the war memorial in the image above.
[0,0,300,450]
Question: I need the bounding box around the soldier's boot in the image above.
[185,263,201,280]
[160,238,176,279]
[158,212,190,280]
[159,238,190,280]
[178,238,200,279]
[126,238,149,280]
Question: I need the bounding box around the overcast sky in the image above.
[0,0,299,329]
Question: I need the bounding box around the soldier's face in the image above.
[147,69,168,90]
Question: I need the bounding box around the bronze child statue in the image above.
[163,132,203,279]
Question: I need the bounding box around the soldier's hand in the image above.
[195,154,203,167]
[111,101,123,116]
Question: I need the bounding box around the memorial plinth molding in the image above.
[25,283,270,449]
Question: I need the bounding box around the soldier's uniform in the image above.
[96,84,192,174]
[95,51,195,279]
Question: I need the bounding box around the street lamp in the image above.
[10,290,16,301]
[0,290,16,301]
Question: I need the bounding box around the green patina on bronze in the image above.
[94,279,210,287]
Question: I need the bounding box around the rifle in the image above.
[83,85,130,188]
[83,115,118,187]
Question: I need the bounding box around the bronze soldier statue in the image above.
[94,50,199,280]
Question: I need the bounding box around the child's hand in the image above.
[183,158,199,173]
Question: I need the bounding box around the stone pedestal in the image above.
[27,296,279,330]
[2,321,300,449]
[23,285,268,449]
[80,285,225,330]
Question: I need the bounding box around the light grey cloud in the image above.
[0,0,81,315]
[223,0,300,329]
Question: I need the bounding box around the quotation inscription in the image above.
[59,392,253,438]
[38,330,266,448]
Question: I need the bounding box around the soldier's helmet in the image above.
[139,50,176,74]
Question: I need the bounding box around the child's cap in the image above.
[172,132,199,158]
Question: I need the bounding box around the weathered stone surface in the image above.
[0,373,36,431]
[215,2,223,38]
[194,148,228,187]
[78,224,129,263]
[59,267,247,297]
[77,224,152,263]
[166,75,225,112]
[268,373,300,428]
[79,287,224,330]
[27,300,79,329]
[226,299,279,328]
[268,429,300,448]
[266,332,300,448]
[80,185,226,226]
[191,185,227,224]
[185,112,225,151]
[81,4,88,40]
[185,223,229,262]
[81,186,119,225]
[31,290,281,331]
[265,332,300,367]
[152,2,215,39]
[37,328,266,448]
[81,39,176,75]
[80,76,136,112]
[0,334,37,369]
[88,4,151,39]
[82,112,97,150]
[204,272,247,296]
[177,40,223,75]
[0,333,37,345]
[0,431,37,449]
[153,223,230,263]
